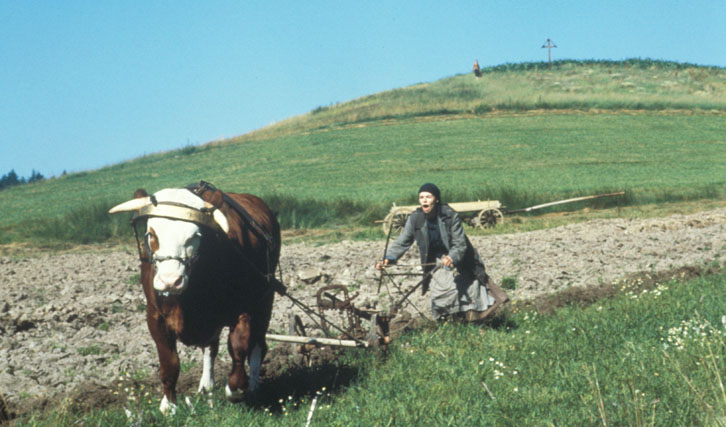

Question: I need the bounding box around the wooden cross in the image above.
[541,38,557,70]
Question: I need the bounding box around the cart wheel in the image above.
[382,211,409,235]
[476,208,503,229]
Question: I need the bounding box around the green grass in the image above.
[314,272,726,425]
[18,270,726,425]
[77,345,103,356]
[1,113,725,245]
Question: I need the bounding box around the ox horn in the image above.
[109,197,151,214]
[204,202,230,234]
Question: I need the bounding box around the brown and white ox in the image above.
[109,186,280,414]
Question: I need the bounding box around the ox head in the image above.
[109,188,229,295]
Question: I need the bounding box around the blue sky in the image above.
[1,1,724,178]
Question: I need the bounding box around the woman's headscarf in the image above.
[418,183,441,203]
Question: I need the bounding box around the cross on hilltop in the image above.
[541,38,557,70]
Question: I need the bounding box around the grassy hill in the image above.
[1,59,725,245]
[238,59,726,142]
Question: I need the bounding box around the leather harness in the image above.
[129,181,286,296]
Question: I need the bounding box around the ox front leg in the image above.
[226,313,252,402]
[155,337,180,415]
[147,311,181,415]
[198,337,220,394]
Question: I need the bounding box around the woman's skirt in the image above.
[429,265,495,320]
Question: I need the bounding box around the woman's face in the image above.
[418,191,437,214]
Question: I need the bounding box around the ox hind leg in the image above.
[225,313,268,402]
[226,313,251,402]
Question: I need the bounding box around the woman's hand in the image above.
[441,255,454,268]
[375,258,389,270]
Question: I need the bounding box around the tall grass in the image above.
[5,179,723,245]
[19,270,726,425]
[0,203,130,245]
[263,194,378,229]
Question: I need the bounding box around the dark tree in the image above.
[28,169,44,183]
[0,170,20,190]
[0,169,44,191]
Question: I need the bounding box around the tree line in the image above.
[0,169,45,191]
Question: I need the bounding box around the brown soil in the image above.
[2,207,726,422]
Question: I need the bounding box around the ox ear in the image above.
[134,188,149,198]
[204,202,230,233]
[109,197,151,214]
[205,189,225,209]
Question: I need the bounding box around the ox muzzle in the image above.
[146,237,201,296]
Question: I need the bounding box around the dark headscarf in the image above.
[418,183,441,202]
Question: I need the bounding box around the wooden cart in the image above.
[381,200,503,234]
[380,191,625,234]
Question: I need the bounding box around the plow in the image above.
[267,191,625,355]
[265,264,435,358]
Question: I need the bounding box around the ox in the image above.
[109,183,280,414]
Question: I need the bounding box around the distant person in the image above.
[375,183,508,322]
[472,60,482,77]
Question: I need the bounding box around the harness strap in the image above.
[188,181,275,248]
[137,202,220,230]
[187,181,283,293]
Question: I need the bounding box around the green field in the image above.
[1,113,725,243]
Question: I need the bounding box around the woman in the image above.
[376,183,508,322]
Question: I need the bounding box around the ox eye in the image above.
[186,232,201,246]
[144,231,159,253]
[185,232,202,256]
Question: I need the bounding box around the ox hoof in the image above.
[184,396,198,414]
[159,395,178,416]
[196,391,214,408]
[225,384,246,403]
[197,380,214,394]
